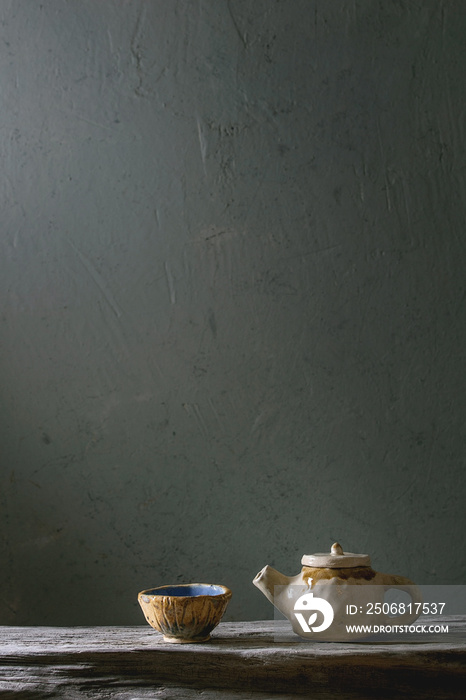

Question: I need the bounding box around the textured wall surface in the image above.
[1,0,465,625]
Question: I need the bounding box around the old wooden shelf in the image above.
[0,617,464,698]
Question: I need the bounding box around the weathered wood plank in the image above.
[0,618,464,698]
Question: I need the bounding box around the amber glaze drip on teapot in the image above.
[302,565,377,586]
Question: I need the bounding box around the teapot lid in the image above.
[301,542,371,568]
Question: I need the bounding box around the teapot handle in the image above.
[379,573,423,626]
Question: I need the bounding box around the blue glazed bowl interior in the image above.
[147,584,226,597]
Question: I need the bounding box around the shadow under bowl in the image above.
[138,583,232,643]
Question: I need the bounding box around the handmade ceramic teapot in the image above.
[253,542,423,641]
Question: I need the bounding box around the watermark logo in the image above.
[293,591,334,633]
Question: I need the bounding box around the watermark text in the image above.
[346,623,449,635]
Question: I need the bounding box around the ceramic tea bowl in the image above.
[138,583,232,643]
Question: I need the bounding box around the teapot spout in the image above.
[253,565,293,607]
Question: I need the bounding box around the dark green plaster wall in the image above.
[1,0,465,624]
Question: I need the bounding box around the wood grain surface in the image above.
[0,618,464,698]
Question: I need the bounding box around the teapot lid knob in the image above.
[331,542,344,556]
